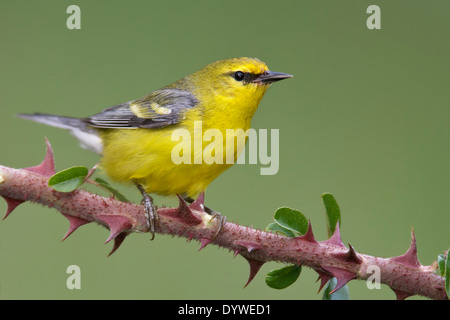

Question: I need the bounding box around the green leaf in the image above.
[445,250,450,299]
[322,278,350,300]
[322,193,341,237]
[48,166,89,192]
[273,207,309,236]
[265,222,296,237]
[437,254,446,276]
[266,265,301,289]
[94,177,129,203]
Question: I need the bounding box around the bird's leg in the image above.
[136,183,159,240]
[184,196,226,240]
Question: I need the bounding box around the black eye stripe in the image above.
[229,71,261,83]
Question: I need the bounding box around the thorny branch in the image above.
[0,140,447,300]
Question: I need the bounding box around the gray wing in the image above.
[84,88,198,129]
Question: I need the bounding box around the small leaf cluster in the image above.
[48,166,128,202]
[265,193,349,300]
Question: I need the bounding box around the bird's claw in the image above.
[209,211,226,241]
[142,196,159,240]
[136,184,159,240]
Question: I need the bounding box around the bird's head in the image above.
[185,57,293,119]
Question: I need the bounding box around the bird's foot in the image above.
[208,210,226,241]
[136,184,159,240]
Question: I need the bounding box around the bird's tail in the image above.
[17,113,103,154]
[18,113,88,130]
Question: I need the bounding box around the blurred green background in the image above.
[0,0,449,300]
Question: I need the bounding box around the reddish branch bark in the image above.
[0,141,447,300]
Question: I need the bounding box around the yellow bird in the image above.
[19,57,292,237]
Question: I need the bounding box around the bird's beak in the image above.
[252,71,293,84]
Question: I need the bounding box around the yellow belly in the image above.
[99,120,248,197]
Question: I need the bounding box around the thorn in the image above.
[108,232,129,256]
[233,249,240,258]
[186,233,195,242]
[177,194,193,214]
[234,240,262,253]
[157,195,202,226]
[322,266,356,294]
[333,244,363,265]
[23,137,56,177]
[189,192,205,212]
[176,194,203,225]
[321,222,345,248]
[294,221,317,244]
[392,288,413,300]
[1,195,24,220]
[61,214,90,241]
[198,237,212,251]
[389,228,420,268]
[96,215,133,244]
[315,269,333,293]
[346,244,363,264]
[242,256,265,288]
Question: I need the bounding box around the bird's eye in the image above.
[233,71,245,82]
